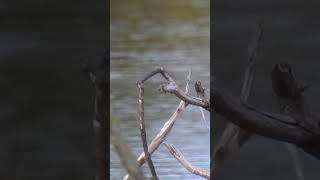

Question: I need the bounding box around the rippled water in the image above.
[110,0,210,179]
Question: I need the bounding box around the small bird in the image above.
[195,81,205,98]
[271,62,295,98]
[271,62,308,100]
[194,81,210,130]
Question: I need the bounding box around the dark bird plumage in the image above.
[271,62,296,98]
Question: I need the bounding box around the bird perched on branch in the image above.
[271,62,308,100]
[195,81,205,98]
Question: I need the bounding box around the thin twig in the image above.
[137,82,158,179]
[241,23,263,101]
[186,67,192,93]
[163,143,210,179]
[195,81,210,130]
[140,67,174,83]
[212,24,263,177]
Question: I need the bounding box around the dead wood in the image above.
[124,68,210,179]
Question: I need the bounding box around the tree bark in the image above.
[212,63,320,159]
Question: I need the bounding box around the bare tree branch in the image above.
[213,25,306,180]
[195,81,210,130]
[211,122,251,177]
[213,87,317,141]
[160,81,210,111]
[141,67,210,111]
[212,24,263,177]
[185,68,192,93]
[123,68,210,180]
[212,85,320,159]
[213,25,320,161]
[136,101,188,166]
[271,62,308,180]
[137,82,158,179]
[163,143,210,179]
[241,23,263,102]
[124,69,192,180]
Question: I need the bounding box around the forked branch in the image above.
[163,143,210,179]
[124,68,209,180]
[141,67,210,111]
[212,23,263,177]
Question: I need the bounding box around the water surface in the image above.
[110,0,210,179]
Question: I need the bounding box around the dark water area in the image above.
[213,0,320,179]
[0,0,106,179]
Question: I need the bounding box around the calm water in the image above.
[110,0,210,179]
